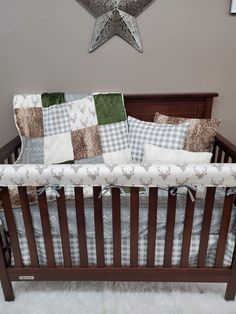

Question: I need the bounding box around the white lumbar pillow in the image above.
[142,143,212,199]
[143,143,212,164]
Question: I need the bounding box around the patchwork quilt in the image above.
[14,93,131,164]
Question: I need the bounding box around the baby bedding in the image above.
[14,93,131,164]
[3,93,235,271]
[154,112,221,152]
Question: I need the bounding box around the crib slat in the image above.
[211,142,217,162]
[74,187,88,268]
[56,187,72,268]
[18,187,39,267]
[37,188,56,267]
[164,191,177,268]
[224,153,229,163]
[198,187,216,268]
[0,187,23,267]
[217,148,223,163]
[130,187,139,268]
[112,188,121,267]
[14,148,19,161]
[147,187,158,267]
[180,191,196,268]
[7,155,13,164]
[93,187,105,267]
[215,190,234,268]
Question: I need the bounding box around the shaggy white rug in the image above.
[0,281,236,314]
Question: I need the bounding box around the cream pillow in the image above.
[143,144,212,199]
[143,143,212,164]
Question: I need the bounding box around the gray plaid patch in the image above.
[75,155,104,164]
[43,104,71,136]
[65,93,92,102]
[128,116,189,162]
[99,121,129,153]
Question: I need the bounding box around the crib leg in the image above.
[225,282,236,301]
[0,271,15,301]
[225,245,236,301]
[0,237,15,301]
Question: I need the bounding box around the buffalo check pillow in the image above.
[128,116,189,162]
[14,93,131,164]
[154,112,221,152]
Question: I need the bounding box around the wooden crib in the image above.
[0,93,236,302]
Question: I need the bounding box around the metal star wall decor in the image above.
[76,0,156,53]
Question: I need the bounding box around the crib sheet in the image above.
[15,232,235,267]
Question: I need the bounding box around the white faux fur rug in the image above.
[0,281,236,314]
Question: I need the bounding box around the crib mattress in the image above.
[0,188,235,267]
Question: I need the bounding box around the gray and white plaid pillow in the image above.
[128,116,189,162]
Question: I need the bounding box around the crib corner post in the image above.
[0,229,15,301]
[225,283,236,301]
[225,244,236,301]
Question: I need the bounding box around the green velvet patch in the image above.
[93,93,126,125]
[42,93,66,108]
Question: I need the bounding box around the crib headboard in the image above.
[124,93,218,122]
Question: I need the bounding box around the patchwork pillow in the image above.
[14,93,131,164]
[154,113,221,152]
[128,116,189,162]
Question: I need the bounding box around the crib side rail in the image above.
[0,185,235,269]
[0,184,236,301]
[0,136,21,164]
[213,133,236,163]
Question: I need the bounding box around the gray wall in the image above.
[0,0,236,146]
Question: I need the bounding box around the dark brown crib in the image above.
[0,93,236,302]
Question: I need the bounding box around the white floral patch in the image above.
[13,94,42,108]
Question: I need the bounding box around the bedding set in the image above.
[1,92,235,268]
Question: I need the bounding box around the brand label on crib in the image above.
[18,275,35,280]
